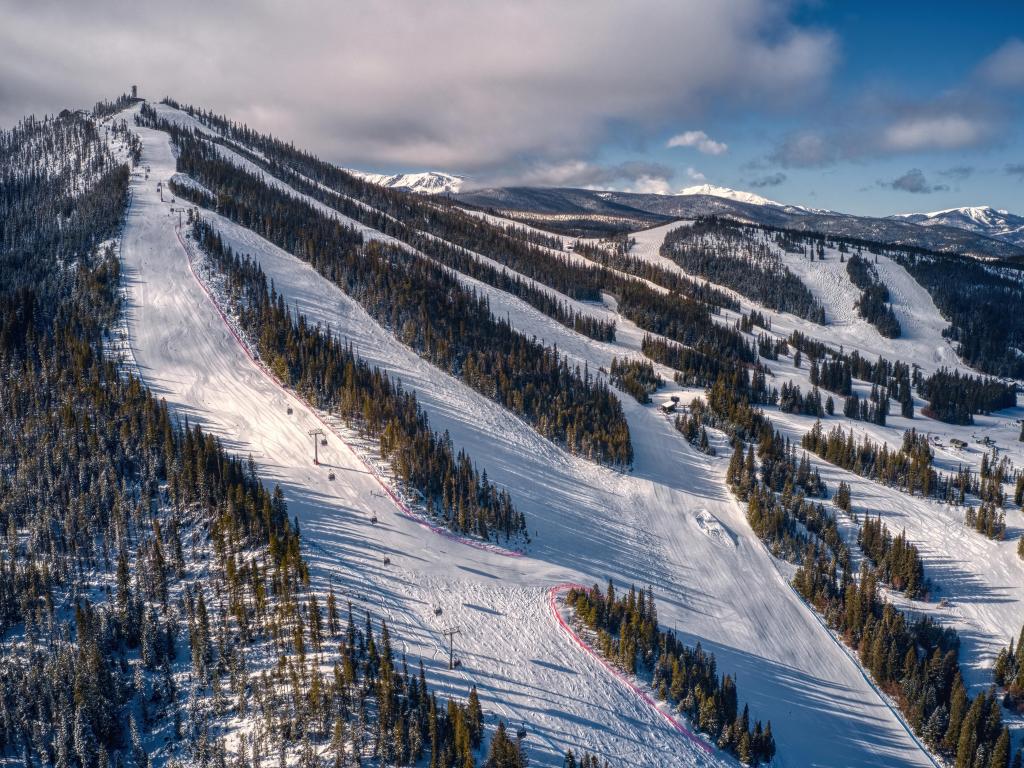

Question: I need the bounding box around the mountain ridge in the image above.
[345,168,463,194]
[454,185,1024,260]
[890,205,1024,248]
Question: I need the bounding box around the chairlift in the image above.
[320,438,328,446]
[370,515,378,524]
[516,726,527,740]
[383,556,390,565]
[286,406,293,415]
[434,606,443,616]
[453,659,462,669]
[328,471,336,481]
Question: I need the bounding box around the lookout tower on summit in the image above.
[131,85,138,99]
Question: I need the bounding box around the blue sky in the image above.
[1,1,1022,216]
[610,4,1024,215]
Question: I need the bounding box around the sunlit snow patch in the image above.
[694,509,735,548]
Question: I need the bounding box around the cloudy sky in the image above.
[2,0,1022,215]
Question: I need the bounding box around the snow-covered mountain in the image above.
[457,185,1024,259]
[676,183,784,208]
[891,205,1024,248]
[346,168,463,194]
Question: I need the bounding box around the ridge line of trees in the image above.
[162,131,633,466]
[191,218,526,541]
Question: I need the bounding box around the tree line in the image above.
[0,101,526,768]
[193,220,526,542]
[140,102,763,403]
[166,135,633,466]
[661,218,826,323]
[565,581,776,765]
[845,253,901,338]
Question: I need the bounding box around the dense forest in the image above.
[993,626,1024,711]
[565,582,776,765]
[192,220,526,542]
[141,102,761,396]
[162,132,633,466]
[845,253,901,338]
[573,239,740,313]
[661,219,826,323]
[0,107,527,768]
[888,249,1024,379]
[705,379,1012,766]
[918,368,1017,425]
[641,334,751,390]
[791,331,915,420]
[608,357,662,404]
[801,422,1006,539]
[858,516,926,599]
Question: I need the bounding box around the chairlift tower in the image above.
[441,626,461,670]
[308,428,325,464]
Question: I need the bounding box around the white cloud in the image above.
[978,38,1024,88]
[474,159,673,191]
[666,130,728,155]
[770,131,836,168]
[883,114,988,151]
[0,0,834,180]
[880,168,948,194]
[685,167,707,182]
[624,176,674,195]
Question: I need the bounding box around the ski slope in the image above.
[112,102,958,766]
[115,107,726,767]
[627,219,1024,693]
[628,222,971,376]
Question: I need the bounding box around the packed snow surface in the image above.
[626,219,1024,698]
[112,101,1010,766]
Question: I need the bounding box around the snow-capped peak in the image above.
[676,184,783,208]
[925,205,1008,221]
[890,205,1024,248]
[346,169,463,195]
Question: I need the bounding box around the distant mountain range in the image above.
[453,184,1024,260]
[345,169,1024,260]
[890,206,1024,249]
[346,169,463,194]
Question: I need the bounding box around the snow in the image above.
[694,509,736,549]
[112,101,993,766]
[676,184,784,208]
[345,168,464,194]
[922,205,1010,221]
[522,215,1024,702]
[627,221,968,376]
[892,205,1024,248]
